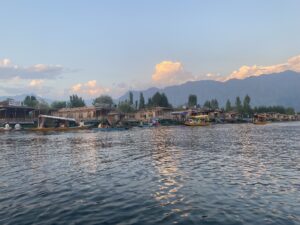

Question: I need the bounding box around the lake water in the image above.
[0,123,300,225]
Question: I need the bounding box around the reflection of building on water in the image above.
[149,128,187,217]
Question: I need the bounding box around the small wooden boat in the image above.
[253,114,268,125]
[184,115,210,126]
[28,126,90,132]
[27,115,91,132]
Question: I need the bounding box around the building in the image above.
[135,107,173,121]
[0,99,35,125]
[51,104,113,123]
[224,111,242,123]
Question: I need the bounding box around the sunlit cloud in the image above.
[0,58,11,66]
[85,80,97,88]
[29,79,44,87]
[0,79,53,97]
[0,58,64,80]
[70,80,110,96]
[224,55,300,81]
[152,61,195,86]
[71,83,82,92]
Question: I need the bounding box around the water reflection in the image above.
[149,128,187,220]
[1,123,300,225]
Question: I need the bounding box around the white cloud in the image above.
[70,80,110,96]
[85,80,97,88]
[225,55,300,81]
[0,58,64,80]
[0,81,53,97]
[71,83,82,92]
[152,61,195,86]
[29,79,44,87]
[0,58,12,66]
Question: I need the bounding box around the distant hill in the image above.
[0,94,53,104]
[119,71,300,111]
[0,94,95,106]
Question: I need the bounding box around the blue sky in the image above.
[1,0,300,99]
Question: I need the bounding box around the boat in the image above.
[184,115,210,126]
[138,121,152,128]
[253,114,268,125]
[93,121,129,132]
[138,120,160,128]
[27,115,91,132]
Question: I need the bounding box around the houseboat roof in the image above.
[39,114,76,122]
[56,105,112,112]
[0,105,34,111]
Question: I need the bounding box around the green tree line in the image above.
[21,93,296,116]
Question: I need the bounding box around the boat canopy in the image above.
[254,114,267,118]
[38,114,76,122]
[190,115,209,119]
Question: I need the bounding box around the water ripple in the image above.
[0,123,300,224]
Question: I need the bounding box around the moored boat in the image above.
[253,114,268,125]
[184,115,210,126]
[27,115,91,132]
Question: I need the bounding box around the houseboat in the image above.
[253,114,268,125]
[184,115,210,126]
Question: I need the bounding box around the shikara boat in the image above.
[184,115,210,126]
[28,115,90,132]
[93,121,129,132]
[253,114,268,125]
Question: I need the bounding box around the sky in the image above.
[0,0,300,99]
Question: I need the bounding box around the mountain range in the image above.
[1,71,300,111]
[119,71,300,110]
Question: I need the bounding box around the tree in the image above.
[225,99,232,112]
[23,95,38,108]
[118,101,135,113]
[152,92,162,107]
[147,98,153,107]
[139,92,145,109]
[93,95,113,106]
[51,101,67,109]
[37,100,50,114]
[188,95,197,107]
[37,100,50,110]
[253,105,295,115]
[150,92,170,107]
[68,94,85,108]
[203,100,211,108]
[210,99,219,110]
[129,91,133,105]
[235,96,242,113]
[243,94,251,116]
[161,93,170,107]
[286,107,295,115]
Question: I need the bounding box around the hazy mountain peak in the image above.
[119,71,300,110]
